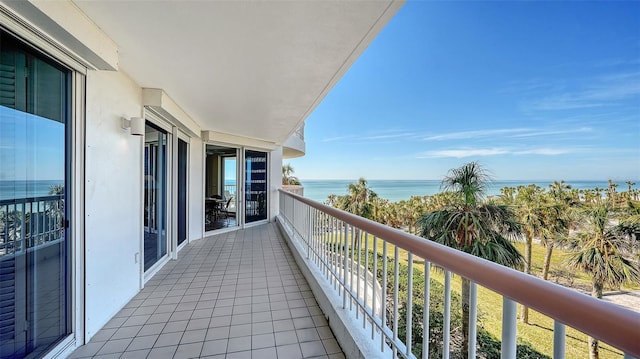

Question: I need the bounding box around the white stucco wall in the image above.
[270,147,283,221]
[84,69,143,340]
[189,138,205,241]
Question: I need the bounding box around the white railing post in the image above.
[553,320,565,359]
[350,225,355,311]
[393,246,399,357]
[501,298,517,359]
[335,218,340,284]
[381,241,388,353]
[356,229,361,319]
[443,270,451,359]
[306,205,312,259]
[364,231,369,329]
[372,235,378,340]
[343,224,349,310]
[423,261,431,359]
[468,282,478,359]
[407,252,413,357]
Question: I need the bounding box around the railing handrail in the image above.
[278,189,640,356]
[0,194,64,207]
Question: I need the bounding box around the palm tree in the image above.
[512,184,546,323]
[282,163,300,185]
[418,162,523,358]
[626,181,636,200]
[567,202,640,359]
[338,177,378,220]
[607,179,620,206]
[542,181,574,281]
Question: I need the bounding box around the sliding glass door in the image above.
[143,123,168,271]
[244,150,268,223]
[177,138,188,246]
[0,31,71,358]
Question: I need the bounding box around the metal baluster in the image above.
[407,252,413,357]
[553,320,565,359]
[343,224,349,309]
[393,246,399,357]
[350,225,355,311]
[372,235,378,340]
[501,298,517,359]
[381,241,388,353]
[364,230,369,329]
[306,205,311,259]
[356,229,361,320]
[423,260,431,359]
[315,208,319,265]
[331,218,339,290]
[444,270,451,359]
[324,213,329,279]
[468,282,478,358]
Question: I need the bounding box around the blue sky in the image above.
[290,1,640,181]
[0,106,65,181]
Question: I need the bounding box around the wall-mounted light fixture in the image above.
[121,117,144,136]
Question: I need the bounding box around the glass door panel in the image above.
[0,31,71,358]
[143,123,167,271]
[244,150,268,223]
[177,139,187,246]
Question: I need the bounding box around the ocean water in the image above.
[0,180,64,201]
[1,179,636,203]
[299,179,637,203]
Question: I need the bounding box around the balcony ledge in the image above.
[276,216,390,359]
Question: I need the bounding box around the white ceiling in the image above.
[73,0,403,144]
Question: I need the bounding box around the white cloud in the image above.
[511,127,593,138]
[320,135,356,142]
[529,71,640,111]
[514,148,571,155]
[417,147,580,158]
[422,127,593,141]
[322,131,421,143]
[418,148,509,158]
[423,128,531,141]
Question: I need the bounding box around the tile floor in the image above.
[69,224,344,359]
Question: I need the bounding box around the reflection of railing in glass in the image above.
[0,195,65,256]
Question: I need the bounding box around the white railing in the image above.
[278,190,640,359]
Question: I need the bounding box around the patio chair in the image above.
[220,197,233,225]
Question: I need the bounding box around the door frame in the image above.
[141,111,173,282]
[0,20,86,357]
[176,132,190,252]
[202,143,272,233]
[203,142,243,235]
[242,147,270,228]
